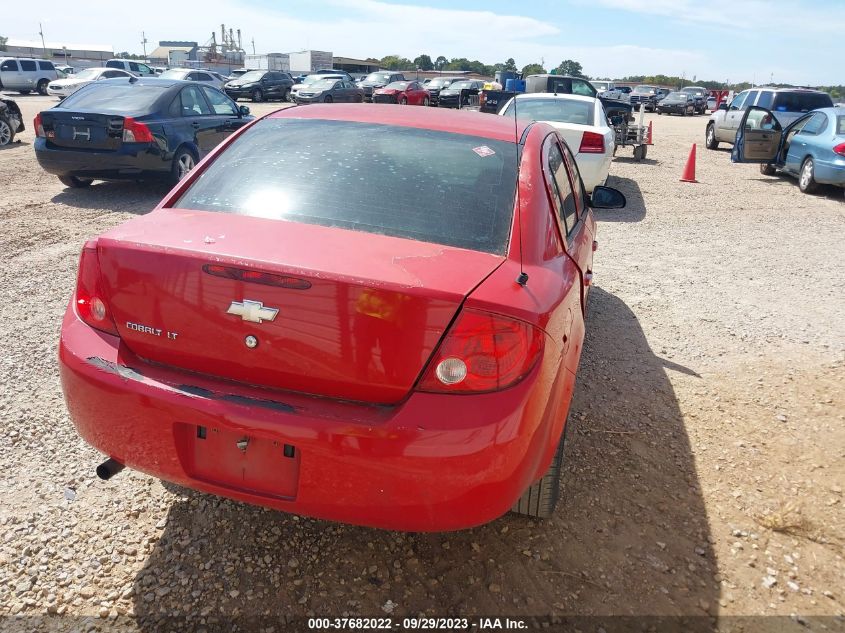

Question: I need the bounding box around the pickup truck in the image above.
[590,80,630,103]
[480,74,598,114]
[629,85,662,112]
[680,86,708,114]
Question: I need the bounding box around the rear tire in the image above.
[58,175,92,188]
[0,117,14,146]
[251,88,263,102]
[798,158,819,194]
[170,147,196,185]
[705,123,719,150]
[423,96,430,107]
[282,89,290,103]
[759,163,776,176]
[37,79,49,95]
[511,422,568,519]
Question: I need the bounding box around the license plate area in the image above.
[174,423,300,499]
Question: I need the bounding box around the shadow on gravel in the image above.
[130,287,716,631]
[598,176,646,223]
[51,181,170,214]
[613,156,658,166]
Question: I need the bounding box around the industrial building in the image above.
[3,38,113,64]
[148,41,199,66]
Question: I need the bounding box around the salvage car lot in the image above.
[1,94,843,627]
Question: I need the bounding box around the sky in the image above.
[6,0,843,85]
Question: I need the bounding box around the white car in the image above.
[290,74,347,101]
[158,68,226,90]
[500,93,615,192]
[47,67,135,99]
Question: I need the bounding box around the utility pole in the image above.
[39,23,47,57]
[141,31,148,60]
[251,38,256,54]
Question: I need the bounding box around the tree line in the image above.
[373,55,589,79]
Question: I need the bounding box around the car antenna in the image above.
[512,92,528,287]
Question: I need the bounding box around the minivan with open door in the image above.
[732,105,845,194]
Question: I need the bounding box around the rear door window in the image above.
[20,60,37,71]
[38,61,55,70]
[174,119,518,254]
[799,112,828,135]
[745,91,759,108]
[547,141,577,235]
[772,91,834,113]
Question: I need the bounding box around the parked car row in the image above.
[709,87,843,194]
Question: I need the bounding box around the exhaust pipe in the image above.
[96,458,125,481]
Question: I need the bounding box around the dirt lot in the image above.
[0,94,843,632]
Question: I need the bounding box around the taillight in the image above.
[75,246,119,336]
[34,113,45,138]
[416,309,543,394]
[579,131,605,154]
[122,117,153,143]
[834,143,845,156]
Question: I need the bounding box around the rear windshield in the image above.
[772,91,833,113]
[58,84,168,112]
[502,98,595,126]
[174,119,517,254]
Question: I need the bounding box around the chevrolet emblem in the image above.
[226,300,279,323]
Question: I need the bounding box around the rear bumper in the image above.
[34,138,168,179]
[813,157,845,186]
[59,305,564,531]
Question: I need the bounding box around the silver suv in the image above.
[706,87,833,149]
[0,58,59,95]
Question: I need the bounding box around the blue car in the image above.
[34,77,253,188]
[732,105,845,194]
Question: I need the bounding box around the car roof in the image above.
[269,104,527,142]
[512,93,599,104]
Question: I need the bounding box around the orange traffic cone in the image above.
[646,121,653,145]
[680,144,698,183]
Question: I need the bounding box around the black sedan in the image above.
[223,70,294,102]
[295,79,364,104]
[437,80,485,108]
[34,77,253,187]
[656,92,696,116]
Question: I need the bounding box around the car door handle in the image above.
[191,121,200,128]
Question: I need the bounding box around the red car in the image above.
[372,80,430,106]
[59,105,625,531]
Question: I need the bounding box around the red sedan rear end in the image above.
[59,105,599,531]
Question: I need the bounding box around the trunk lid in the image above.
[96,210,505,404]
[40,109,124,150]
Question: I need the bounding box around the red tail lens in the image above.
[834,143,845,156]
[579,131,605,154]
[417,309,543,394]
[75,246,119,336]
[202,264,312,289]
[122,117,153,143]
[34,113,45,138]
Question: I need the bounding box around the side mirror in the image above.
[239,105,250,116]
[719,102,728,111]
[589,186,626,209]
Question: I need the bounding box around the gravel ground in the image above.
[0,95,843,632]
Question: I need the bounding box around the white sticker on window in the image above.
[472,146,496,157]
